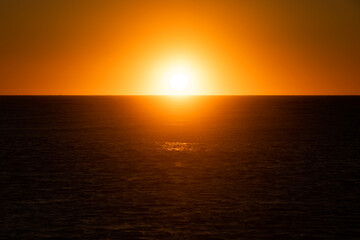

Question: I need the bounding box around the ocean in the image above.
[1,96,359,239]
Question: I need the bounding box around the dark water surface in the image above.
[1,96,360,239]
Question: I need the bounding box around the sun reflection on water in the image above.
[157,142,198,152]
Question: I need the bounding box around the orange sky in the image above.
[0,0,359,95]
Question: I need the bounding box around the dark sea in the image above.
[1,96,360,239]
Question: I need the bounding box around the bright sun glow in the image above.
[169,72,189,91]
[152,58,203,95]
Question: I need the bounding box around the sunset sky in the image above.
[0,0,359,95]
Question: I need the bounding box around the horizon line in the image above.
[0,94,359,97]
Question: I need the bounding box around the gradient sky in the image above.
[0,0,359,95]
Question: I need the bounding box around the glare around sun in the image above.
[169,72,189,92]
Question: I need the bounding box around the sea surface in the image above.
[1,96,360,239]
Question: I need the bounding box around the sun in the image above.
[169,72,189,92]
[154,60,198,95]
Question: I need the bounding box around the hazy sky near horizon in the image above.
[0,0,359,95]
